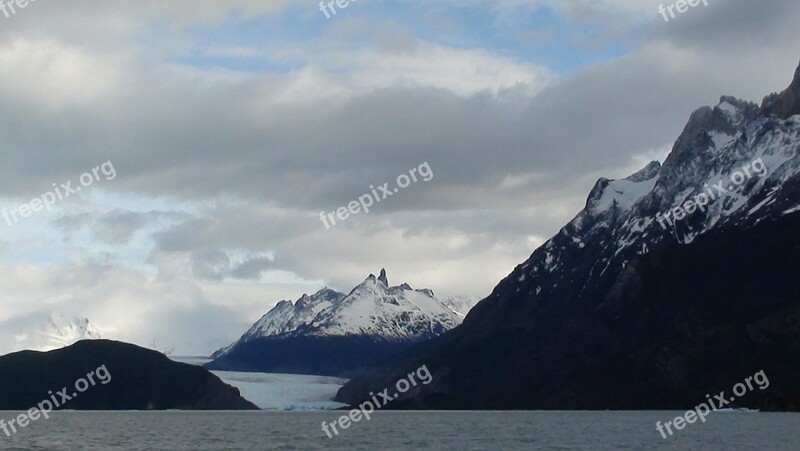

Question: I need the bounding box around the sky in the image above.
[0,0,798,355]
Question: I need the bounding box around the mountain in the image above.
[336,61,800,410]
[0,340,258,410]
[39,313,102,349]
[0,312,103,355]
[206,269,476,376]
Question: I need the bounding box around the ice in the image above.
[169,357,350,411]
[212,371,349,411]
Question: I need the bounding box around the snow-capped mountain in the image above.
[467,66,800,327]
[338,61,800,410]
[40,312,102,349]
[2,312,103,354]
[438,295,478,319]
[208,269,476,375]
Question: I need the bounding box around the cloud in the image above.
[93,210,151,244]
[0,0,797,355]
[187,249,274,281]
[0,259,250,355]
[230,256,275,280]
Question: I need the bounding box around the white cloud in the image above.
[0,38,122,112]
[0,0,797,355]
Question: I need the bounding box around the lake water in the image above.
[1,411,797,450]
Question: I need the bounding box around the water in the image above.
[0,411,797,450]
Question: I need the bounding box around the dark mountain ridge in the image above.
[336,60,800,410]
[0,340,258,410]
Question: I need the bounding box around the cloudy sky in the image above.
[0,0,797,355]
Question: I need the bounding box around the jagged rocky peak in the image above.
[666,95,760,165]
[335,60,800,409]
[40,313,102,349]
[761,60,800,120]
[224,268,476,345]
[296,287,340,307]
[362,268,391,290]
[208,269,480,373]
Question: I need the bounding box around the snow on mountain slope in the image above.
[438,296,479,318]
[241,288,345,341]
[468,65,800,328]
[40,312,102,348]
[337,61,800,410]
[4,312,103,353]
[214,269,476,359]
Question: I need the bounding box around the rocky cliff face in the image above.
[762,60,800,119]
[336,61,800,411]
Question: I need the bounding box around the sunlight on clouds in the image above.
[340,42,552,96]
[0,0,794,356]
[0,39,122,111]
[192,39,553,101]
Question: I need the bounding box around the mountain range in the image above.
[206,269,476,376]
[336,61,800,410]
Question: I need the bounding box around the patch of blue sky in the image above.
[0,191,199,268]
[361,1,639,73]
[162,1,639,76]
[166,4,320,74]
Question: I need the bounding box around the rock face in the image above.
[762,60,800,119]
[0,340,258,410]
[337,61,800,410]
[207,270,476,376]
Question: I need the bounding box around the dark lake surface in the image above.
[0,410,797,450]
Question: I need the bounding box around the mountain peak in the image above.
[761,59,800,120]
[338,60,800,409]
[668,105,717,162]
[210,271,478,370]
[364,268,389,287]
[39,313,101,350]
